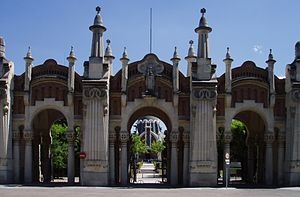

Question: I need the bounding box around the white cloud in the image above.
[253,45,263,54]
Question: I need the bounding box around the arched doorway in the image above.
[220,110,267,186]
[31,109,80,183]
[125,107,173,185]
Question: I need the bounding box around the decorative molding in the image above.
[109,131,117,143]
[0,88,7,100]
[23,131,34,142]
[189,161,216,173]
[291,90,300,101]
[193,88,217,100]
[0,158,8,166]
[182,132,190,143]
[224,132,232,144]
[3,101,9,114]
[288,161,300,172]
[84,160,108,172]
[66,131,75,143]
[277,132,286,143]
[13,132,21,141]
[264,132,275,143]
[119,131,129,143]
[83,87,106,99]
[170,131,179,143]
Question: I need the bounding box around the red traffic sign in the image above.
[79,152,86,159]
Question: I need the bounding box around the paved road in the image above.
[0,186,300,197]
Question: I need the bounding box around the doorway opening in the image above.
[218,111,266,186]
[31,109,80,184]
[128,116,168,185]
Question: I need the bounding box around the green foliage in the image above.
[50,121,68,171]
[151,140,165,154]
[230,119,247,161]
[130,134,149,154]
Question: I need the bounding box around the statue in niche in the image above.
[138,55,164,96]
[145,64,155,95]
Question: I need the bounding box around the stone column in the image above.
[223,132,232,185]
[277,132,285,186]
[24,131,33,183]
[109,131,116,185]
[119,131,129,185]
[182,131,189,186]
[170,131,179,186]
[66,131,75,184]
[42,134,51,182]
[247,138,254,183]
[13,132,21,183]
[264,132,274,185]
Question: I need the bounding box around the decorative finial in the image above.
[96,6,101,14]
[187,40,196,57]
[172,46,180,60]
[26,46,33,59]
[67,46,76,61]
[268,48,274,60]
[122,47,128,59]
[105,39,114,58]
[201,8,206,16]
[226,47,231,59]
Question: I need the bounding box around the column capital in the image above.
[119,131,129,143]
[66,131,75,143]
[264,132,275,144]
[13,132,21,141]
[170,131,179,143]
[182,131,190,143]
[224,132,232,144]
[109,131,117,143]
[277,132,286,143]
[23,131,34,142]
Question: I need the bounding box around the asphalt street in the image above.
[0,186,300,197]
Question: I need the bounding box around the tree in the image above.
[130,134,148,154]
[151,140,165,154]
[50,121,68,177]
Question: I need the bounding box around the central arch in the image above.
[126,106,172,185]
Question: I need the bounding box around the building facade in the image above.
[0,7,300,186]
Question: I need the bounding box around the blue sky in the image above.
[0,0,299,77]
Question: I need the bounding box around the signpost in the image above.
[225,152,230,188]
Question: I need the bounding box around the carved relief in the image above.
[170,131,179,143]
[292,90,300,101]
[0,88,7,100]
[277,132,286,143]
[23,131,34,142]
[119,131,129,143]
[182,132,190,143]
[3,102,9,114]
[189,161,216,173]
[224,132,232,144]
[66,131,75,143]
[138,55,164,94]
[193,88,217,100]
[109,131,117,143]
[264,132,275,143]
[13,132,21,141]
[84,160,108,172]
[83,87,106,99]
